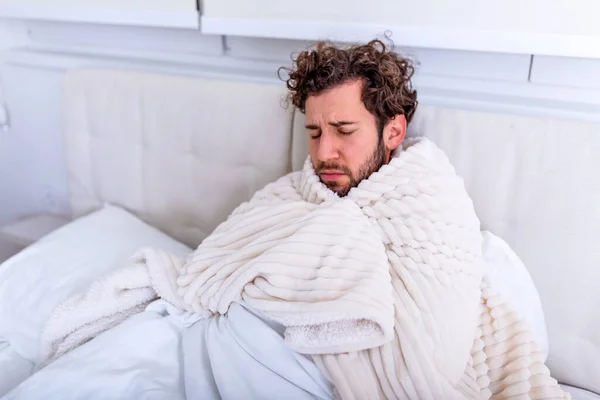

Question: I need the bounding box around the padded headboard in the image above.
[64,69,293,247]
[64,68,599,393]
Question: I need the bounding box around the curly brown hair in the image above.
[279,39,418,134]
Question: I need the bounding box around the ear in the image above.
[383,114,407,152]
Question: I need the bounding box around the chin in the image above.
[326,184,351,197]
[320,176,352,197]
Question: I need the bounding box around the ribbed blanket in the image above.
[41,138,569,399]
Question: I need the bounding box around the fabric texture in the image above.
[405,107,600,395]
[0,340,34,398]
[0,204,190,366]
[63,68,293,249]
[41,232,551,372]
[9,301,333,400]
[41,138,569,399]
[559,385,600,400]
[481,231,549,361]
[293,107,600,395]
[404,108,600,394]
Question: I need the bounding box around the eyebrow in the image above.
[305,121,358,130]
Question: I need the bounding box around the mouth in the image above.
[319,170,346,181]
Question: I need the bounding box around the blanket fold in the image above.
[40,249,190,364]
[39,137,570,400]
[40,262,154,364]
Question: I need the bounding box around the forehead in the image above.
[305,80,369,120]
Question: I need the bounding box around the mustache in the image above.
[316,163,352,176]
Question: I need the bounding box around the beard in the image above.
[316,138,387,197]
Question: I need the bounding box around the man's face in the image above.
[305,80,386,197]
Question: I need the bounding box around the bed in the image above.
[0,68,598,398]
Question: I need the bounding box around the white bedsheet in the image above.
[560,385,600,400]
[0,340,33,398]
[3,301,333,400]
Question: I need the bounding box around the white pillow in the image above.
[0,204,191,363]
[481,231,550,361]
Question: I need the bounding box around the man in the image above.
[15,39,569,400]
[282,39,418,197]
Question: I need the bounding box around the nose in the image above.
[316,131,340,163]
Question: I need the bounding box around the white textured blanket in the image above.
[41,138,569,399]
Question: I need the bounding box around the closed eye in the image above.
[338,130,355,135]
[305,123,321,139]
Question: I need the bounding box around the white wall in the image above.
[0,20,30,259]
[0,65,70,222]
[0,21,36,226]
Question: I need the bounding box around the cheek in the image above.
[344,137,376,170]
